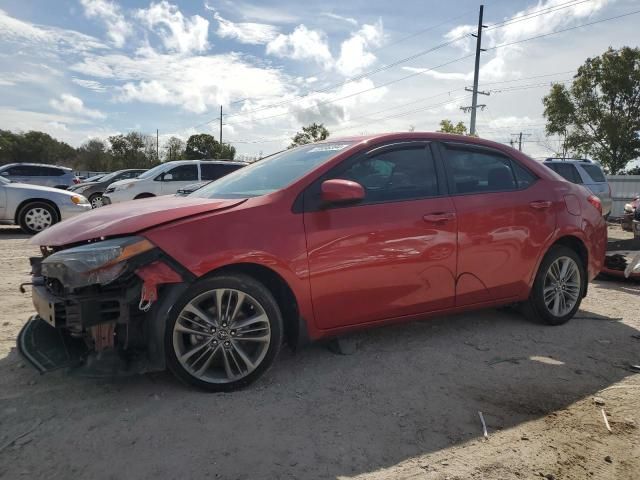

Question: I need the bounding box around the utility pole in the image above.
[511,132,531,151]
[460,5,489,136]
[219,106,223,146]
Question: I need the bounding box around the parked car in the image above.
[542,158,612,217]
[82,173,107,183]
[621,194,640,231]
[20,133,606,391]
[102,160,247,204]
[68,169,147,208]
[0,163,79,189]
[176,180,211,196]
[0,175,90,234]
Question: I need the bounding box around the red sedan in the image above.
[21,133,606,391]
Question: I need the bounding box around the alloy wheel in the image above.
[172,288,271,383]
[24,207,53,232]
[543,256,581,317]
[90,196,104,208]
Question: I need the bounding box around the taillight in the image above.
[587,194,602,215]
[73,177,81,184]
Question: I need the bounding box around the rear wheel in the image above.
[88,193,104,208]
[165,274,283,392]
[523,245,585,325]
[18,202,58,235]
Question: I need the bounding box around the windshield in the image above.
[192,142,354,199]
[84,174,104,182]
[137,163,171,180]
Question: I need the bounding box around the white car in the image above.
[102,160,246,204]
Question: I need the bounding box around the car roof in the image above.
[160,160,249,166]
[543,158,596,164]
[0,162,72,170]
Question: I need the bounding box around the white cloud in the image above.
[72,77,108,92]
[136,1,209,54]
[208,1,299,24]
[436,0,610,81]
[71,51,290,114]
[267,25,333,68]
[79,0,132,48]
[321,13,358,27]
[444,24,476,53]
[0,7,105,53]
[50,93,106,119]
[335,20,384,76]
[213,12,279,45]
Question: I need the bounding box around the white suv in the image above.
[543,158,612,217]
[102,160,246,204]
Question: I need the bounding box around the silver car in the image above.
[0,176,91,234]
[0,163,78,189]
[543,158,612,217]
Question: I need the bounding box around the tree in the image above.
[184,133,236,160]
[438,120,467,135]
[0,130,75,165]
[289,123,330,148]
[108,132,158,170]
[74,139,112,171]
[542,47,640,174]
[163,136,185,161]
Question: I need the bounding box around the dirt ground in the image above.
[0,225,639,480]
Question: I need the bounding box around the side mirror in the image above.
[321,179,365,205]
[163,173,173,181]
[0,171,8,176]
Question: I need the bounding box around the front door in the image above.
[438,142,556,305]
[303,142,457,330]
[159,164,199,195]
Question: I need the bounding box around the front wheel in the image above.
[18,202,59,234]
[523,245,585,325]
[165,274,283,392]
[89,193,105,208]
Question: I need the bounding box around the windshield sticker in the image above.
[307,144,350,153]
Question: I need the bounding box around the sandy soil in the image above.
[0,225,638,480]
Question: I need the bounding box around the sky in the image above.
[0,0,638,160]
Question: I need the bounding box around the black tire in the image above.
[18,201,59,235]
[134,193,155,199]
[165,274,283,392]
[522,245,585,325]
[88,193,104,209]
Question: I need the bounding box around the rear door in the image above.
[303,141,457,329]
[159,164,199,195]
[439,142,556,305]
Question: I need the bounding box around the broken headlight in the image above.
[41,236,155,289]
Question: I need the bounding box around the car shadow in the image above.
[1,304,638,479]
[0,226,30,240]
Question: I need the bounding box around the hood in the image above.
[109,178,138,188]
[30,195,246,247]
[8,182,83,198]
[69,181,100,191]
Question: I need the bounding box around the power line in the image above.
[485,0,593,31]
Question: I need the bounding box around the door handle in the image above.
[529,200,552,210]
[423,212,456,224]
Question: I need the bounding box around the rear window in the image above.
[547,163,582,184]
[581,164,606,182]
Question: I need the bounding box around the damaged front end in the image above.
[18,236,191,376]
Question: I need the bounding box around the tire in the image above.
[88,193,104,209]
[134,193,155,199]
[522,245,585,325]
[165,274,283,392]
[18,202,59,235]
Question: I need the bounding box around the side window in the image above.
[330,146,439,203]
[511,161,537,189]
[581,164,606,183]
[7,165,33,176]
[549,163,582,184]
[444,147,516,194]
[200,163,241,181]
[40,167,64,176]
[163,165,198,181]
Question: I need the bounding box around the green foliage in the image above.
[185,134,236,160]
[74,139,112,171]
[0,130,75,165]
[438,120,467,135]
[164,136,186,161]
[289,123,330,148]
[108,132,159,170]
[543,47,640,174]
